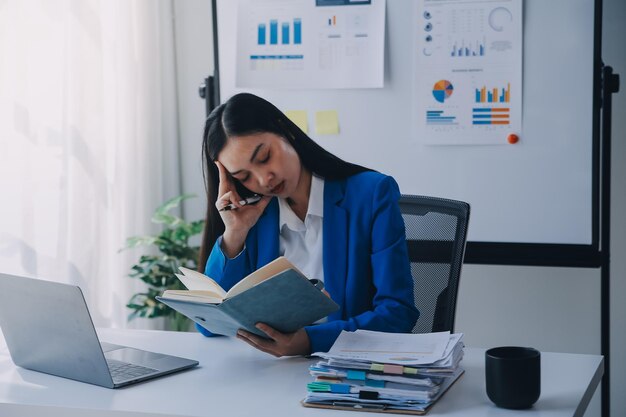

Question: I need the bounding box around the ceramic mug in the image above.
[485,346,541,409]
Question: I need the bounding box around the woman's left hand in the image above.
[237,324,311,357]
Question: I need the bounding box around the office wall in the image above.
[171,1,626,416]
[172,0,213,227]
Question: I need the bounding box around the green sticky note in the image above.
[315,110,339,135]
[370,363,384,372]
[285,110,308,134]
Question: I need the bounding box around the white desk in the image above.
[0,328,603,417]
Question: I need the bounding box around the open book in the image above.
[156,257,339,338]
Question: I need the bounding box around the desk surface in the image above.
[0,328,603,417]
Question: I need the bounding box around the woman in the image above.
[198,93,419,356]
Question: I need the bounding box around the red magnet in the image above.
[507,134,519,144]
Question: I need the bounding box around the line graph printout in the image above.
[415,0,522,145]
[236,0,385,89]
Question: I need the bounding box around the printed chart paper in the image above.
[415,0,522,145]
[236,0,385,89]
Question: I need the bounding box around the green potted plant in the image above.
[122,194,204,331]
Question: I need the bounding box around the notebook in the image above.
[0,273,198,388]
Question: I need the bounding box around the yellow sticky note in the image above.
[285,110,308,134]
[315,110,340,135]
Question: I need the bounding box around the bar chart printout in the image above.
[451,38,486,57]
[476,83,510,103]
[472,108,510,125]
[257,18,302,45]
[236,0,385,89]
[427,110,457,125]
[414,0,522,145]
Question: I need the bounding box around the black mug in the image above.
[485,346,541,409]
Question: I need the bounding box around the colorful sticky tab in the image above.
[285,110,308,134]
[347,370,366,381]
[307,382,331,392]
[403,367,418,375]
[370,363,385,372]
[330,384,351,394]
[316,376,341,382]
[308,381,351,394]
[315,110,340,135]
[365,379,386,388]
[383,364,404,375]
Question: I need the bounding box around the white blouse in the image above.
[278,174,325,283]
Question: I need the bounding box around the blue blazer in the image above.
[200,171,419,353]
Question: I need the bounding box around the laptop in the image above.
[0,273,199,388]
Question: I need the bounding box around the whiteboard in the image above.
[215,0,596,245]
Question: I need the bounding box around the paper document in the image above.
[317,330,451,365]
[235,0,386,89]
[304,330,465,414]
[414,0,523,145]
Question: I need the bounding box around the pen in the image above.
[219,195,262,212]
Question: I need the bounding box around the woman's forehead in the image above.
[221,133,282,155]
[218,133,281,170]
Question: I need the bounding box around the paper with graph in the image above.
[415,0,522,145]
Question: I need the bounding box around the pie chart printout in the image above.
[432,80,454,103]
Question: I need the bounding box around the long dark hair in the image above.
[198,92,370,271]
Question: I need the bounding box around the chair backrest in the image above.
[398,195,470,334]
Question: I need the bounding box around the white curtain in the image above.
[0,0,181,329]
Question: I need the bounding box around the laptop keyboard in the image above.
[107,359,158,382]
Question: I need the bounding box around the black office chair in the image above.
[398,195,470,334]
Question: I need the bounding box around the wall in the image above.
[171,1,625,415]
[172,0,213,226]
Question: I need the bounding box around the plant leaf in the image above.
[152,212,182,227]
[189,220,205,235]
[156,193,196,214]
[152,194,197,226]
[124,193,203,327]
[123,236,160,250]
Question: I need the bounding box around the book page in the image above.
[161,290,223,304]
[161,291,222,304]
[225,256,305,299]
[177,267,227,299]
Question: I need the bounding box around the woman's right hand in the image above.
[215,161,271,258]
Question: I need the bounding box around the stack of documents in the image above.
[302,330,464,415]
